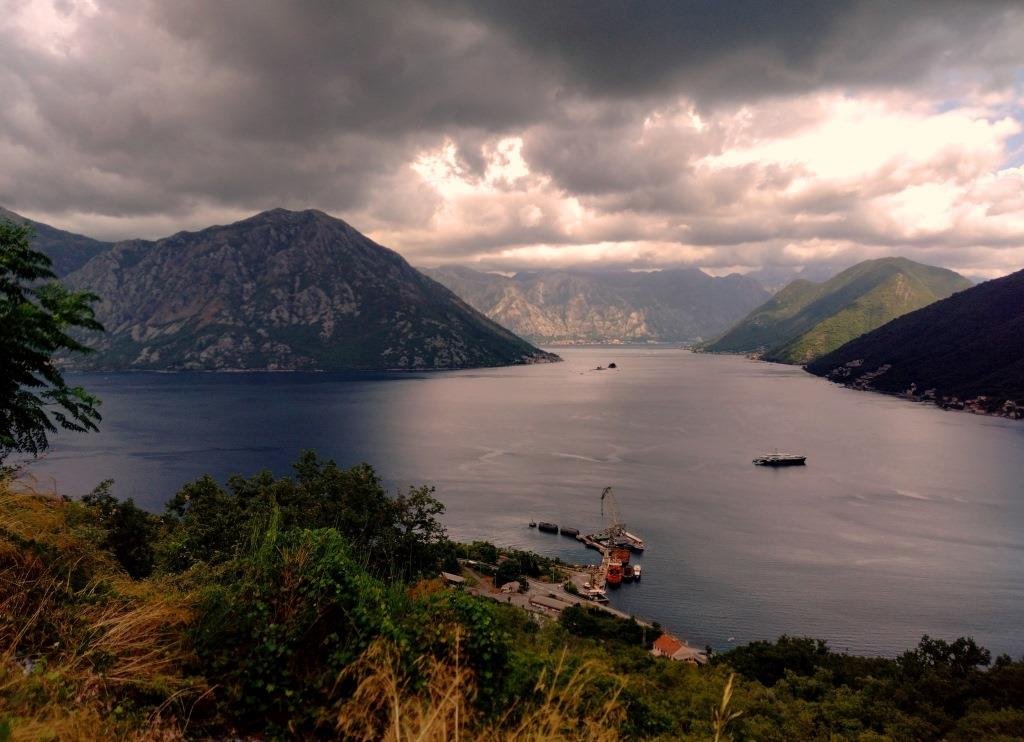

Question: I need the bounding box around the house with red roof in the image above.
[651,633,707,664]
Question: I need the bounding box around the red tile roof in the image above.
[653,634,685,656]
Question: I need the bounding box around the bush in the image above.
[82,479,157,579]
[560,605,656,648]
[192,523,396,734]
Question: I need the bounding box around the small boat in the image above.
[583,588,609,604]
[605,561,623,586]
[623,565,635,582]
[537,521,558,533]
[633,564,642,580]
[559,526,580,537]
[528,520,536,527]
[753,452,806,467]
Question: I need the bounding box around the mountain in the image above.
[0,206,112,276]
[743,263,854,294]
[61,209,558,370]
[702,258,973,364]
[806,269,1024,417]
[419,266,770,344]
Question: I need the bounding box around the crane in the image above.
[599,486,625,541]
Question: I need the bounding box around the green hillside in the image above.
[4,464,1024,740]
[807,267,1024,415]
[703,258,972,364]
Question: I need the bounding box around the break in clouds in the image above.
[2,0,1023,278]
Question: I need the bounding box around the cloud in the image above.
[0,0,1022,277]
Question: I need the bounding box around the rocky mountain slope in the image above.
[702,258,972,364]
[420,266,770,344]
[806,268,1024,417]
[1,206,112,276]
[60,209,557,370]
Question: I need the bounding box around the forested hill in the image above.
[58,208,557,371]
[421,265,770,344]
[806,268,1024,417]
[703,258,972,364]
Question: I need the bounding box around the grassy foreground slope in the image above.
[1,459,1023,740]
[806,267,1024,415]
[704,258,972,364]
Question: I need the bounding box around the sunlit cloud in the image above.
[1,1,1022,278]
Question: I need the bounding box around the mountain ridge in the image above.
[702,257,973,364]
[0,206,113,276]
[806,268,1024,417]
[57,208,558,371]
[420,265,770,344]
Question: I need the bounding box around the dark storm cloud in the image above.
[451,0,1023,104]
[0,0,1022,276]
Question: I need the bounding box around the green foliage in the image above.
[461,540,499,565]
[0,220,102,461]
[160,451,450,582]
[705,257,972,364]
[494,558,523,587]
[192,526,395,733]
[82,479,157,579]
[560,604,656,649]
[10,453,1024,740]
[807,266,1024,407]
[713,635,831,686]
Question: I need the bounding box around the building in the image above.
[651,633,707,664]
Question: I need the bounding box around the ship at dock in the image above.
[581,487,648,589]
[753,451,807,466]
[589,487,646,552]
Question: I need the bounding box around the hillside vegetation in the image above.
[806,267,1024,416]
[2,458,1023,740]
[703,258,972,364]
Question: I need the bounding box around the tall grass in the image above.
[0,482,200,740]
[334,634,624,741]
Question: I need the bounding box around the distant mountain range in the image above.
[420,266,770,344]
[702,258,973,364]
[0,206,111,276]
[806,268,1024,417]
[4,207,556,371]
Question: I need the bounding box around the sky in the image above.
[2,0,1023,280]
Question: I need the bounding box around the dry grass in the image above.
[0,479,201,740]
[333,633,623,742]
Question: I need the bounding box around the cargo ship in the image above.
[605,561,624,586]
[753,452,806,467]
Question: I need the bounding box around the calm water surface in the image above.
[31,348,1024,656]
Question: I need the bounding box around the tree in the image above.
[83,479,157,579]
[0,221,102,461]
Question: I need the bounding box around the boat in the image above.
[583,588,609,604]
[596,487,646,552]
[559,526,580,537]
[605,561,623,586]
[537,521,559,533]
[633,564,642,580]
[753,452,807,467]
[619,531,646,552]
[528,520,536,527]
[623,565,635,582]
